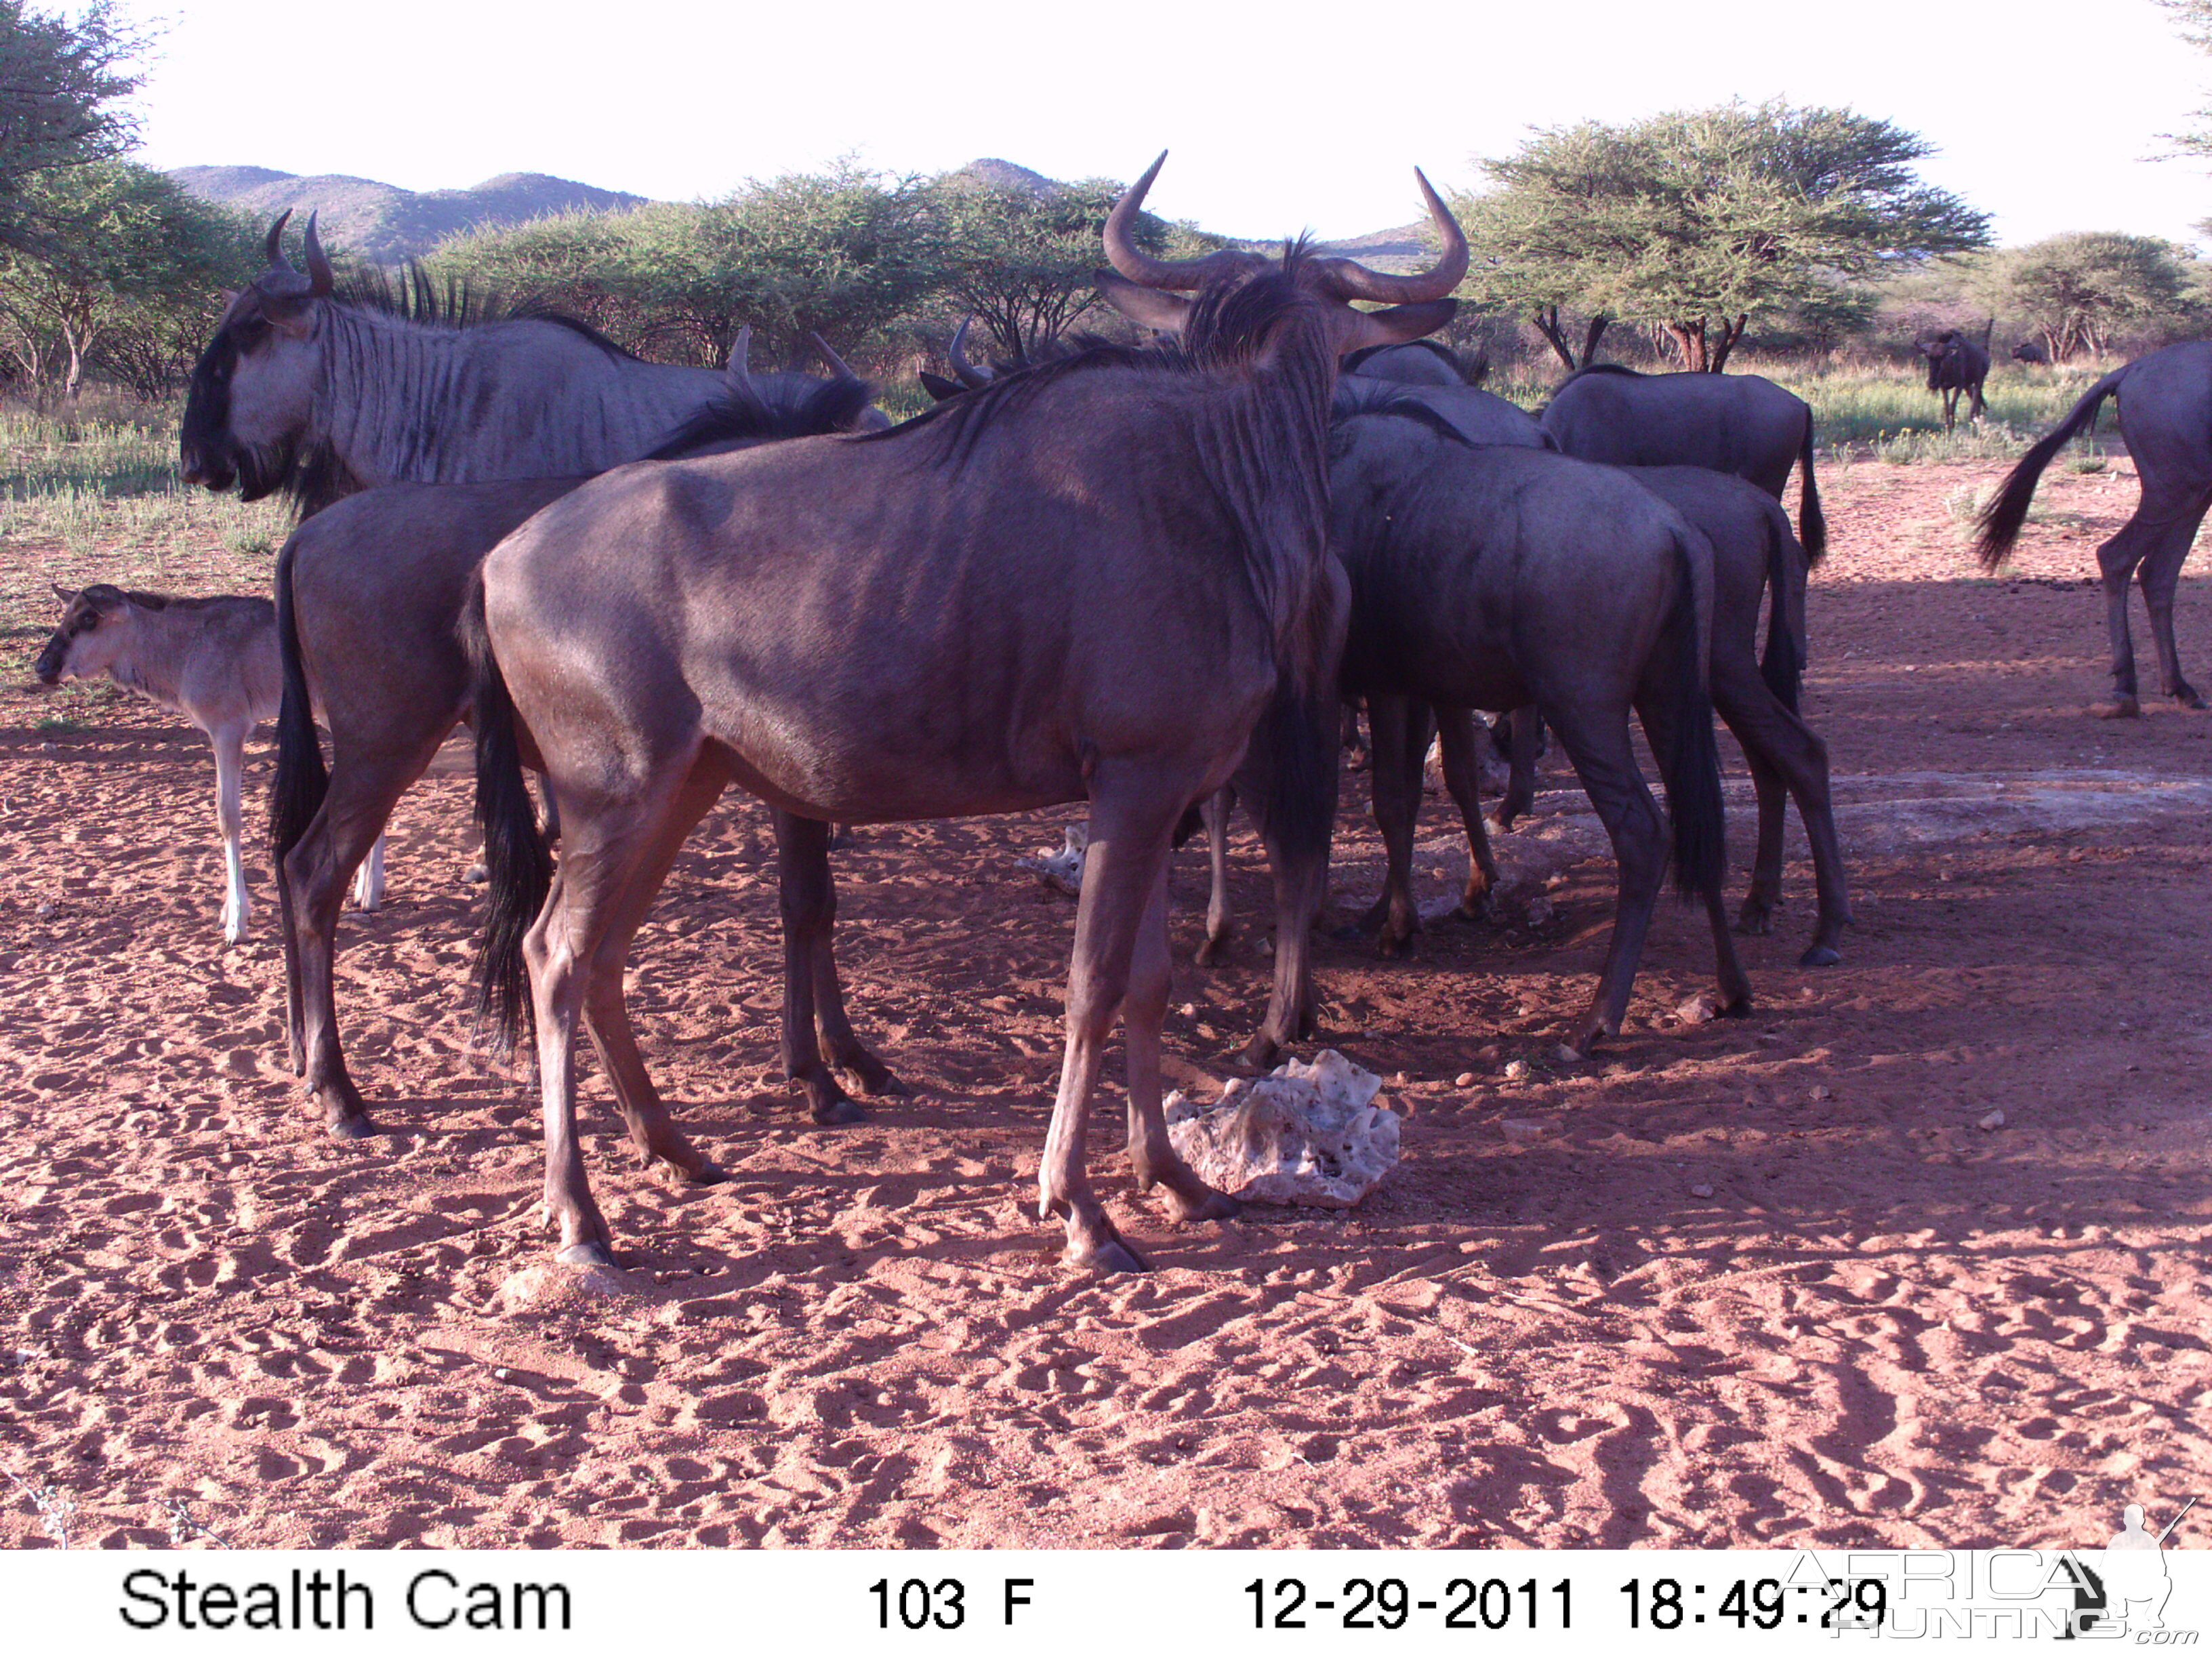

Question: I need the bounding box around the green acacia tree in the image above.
[0,160,258,399]
[1980,233,2200,363]
[1456,102,1990,372]
[0,1,144,256]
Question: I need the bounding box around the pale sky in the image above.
[108,0,2212,249]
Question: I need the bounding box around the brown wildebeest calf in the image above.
[466,154,1465,1271]
[35,583,384,945]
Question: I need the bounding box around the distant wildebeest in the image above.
[1915,328,1990,430]
[34,583,384,945]
[466,152,1467,1271]
[1976,340,2212,717]
[272,357,889,1140]
[1313,403,1750,1054]
[178,212,735,516]
[2012,340,2050,366]
[1538,365,1827,561]
[1341,337,1483,386]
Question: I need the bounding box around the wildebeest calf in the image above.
[34,582,383,943]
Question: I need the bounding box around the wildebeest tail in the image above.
[461,572,550,1054]
[1975,365,2127,569]
[1252,672,1338,875]
[1659,531,1727,902]
[1757,502,1807,715]
[1797,411,1828,567]
[268,531,327,867]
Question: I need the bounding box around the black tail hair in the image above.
[1974,365,2127,569]
[1252,672,1338,876]
[1658,533,1727,902]
[268,532,328,868]
[1757,503,1807,714]
[1797,410,1828,567]
[461,573,552,1054]
[640,373,875,461]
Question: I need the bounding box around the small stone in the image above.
[1454,1071,1478,1089]
[1978,1109,2006,1131]
[1523,896,1555,927]
[465,863,489,884]
[1690,1183,1715,1199]
[34,902,54,920]
[1676,993,1721,1025]
[1553,1044,1582,1065]
[493,1367,511,1381]
[1391,1072,1410,1088]
[1809,1084,1834,1102]
[1502,1059,1530,1082]
[38,741,54,754]
[1500,1118,1547,1142]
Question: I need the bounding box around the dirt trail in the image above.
[0,455,2204,1549]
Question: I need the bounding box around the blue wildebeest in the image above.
[178,213,735,516]
[1915,328,1990,430]
[1977,340,2212,718]
[34,584,384,944]
[271,354,889,1140]
[465,153,1467,1271]
[2012,340,2050,366]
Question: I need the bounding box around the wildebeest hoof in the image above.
[811,1098,869,1126]
[1378,931,1415,960]
[1733,906,1774,937]
[672,1158,731,1186]
[326,1111,375,1141]
[1158,1184,1240,1224]
[2092,697,2142,720]
[851,1068,909,1099]
[1238,1034,1283,1071]
[1195,935,1228,967]
[1062,1232,1149,1273]
[556,1240,618,1269]
[1719,993,1755,1017]
[2178,688,2209,710]
[1799,944,1842,968]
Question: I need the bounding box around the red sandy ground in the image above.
[0,455,2203,1550]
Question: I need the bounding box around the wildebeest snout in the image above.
[33,632,68,685]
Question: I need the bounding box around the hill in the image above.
[166,167,650,262]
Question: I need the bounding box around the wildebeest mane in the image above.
[1555,363,1643,386]
[78,582,264,616]
[641,375,875,461]
[1343,338,1471,378]
[335,264,641,362]
[1328,379,1480,450]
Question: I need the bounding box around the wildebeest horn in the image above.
[947,317,993,388]
[1103,152,1232,291]
[725,325,754,384]
[302,212,335,298]
[1313,169,1469,305]
[264,209,295,270]
[809,331,857,380]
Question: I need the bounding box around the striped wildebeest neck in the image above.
[180,210,729,518]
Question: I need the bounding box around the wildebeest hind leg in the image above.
[2096,525,2152,716]
[1433,704,1500,920]
[2135,491,2212,708]
[1361,694,1431,954]
[1548,705,1665,1052]
[1038,781,1183,1271]
[576,765,732,1187]
[773,810,899,1122]
[1125,860,1237,1224]
[211,723,251,944]
[1733,744,1788,939]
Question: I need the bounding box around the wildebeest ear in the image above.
[919,370,964,402]
[50,582,76,605]
[1094,268,1193,333]
[1342,298,1458,352]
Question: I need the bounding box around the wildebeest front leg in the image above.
[1496,705,1542,829]
[1734,747,1790,939]
[348,835,386,912]
[210,723,251,944]
[1124,861,1238,1224]
[2096,524,2150,717]
[1038,783,1182,1272]
[1547,705,1667,1052]
[1433,705,1500,920]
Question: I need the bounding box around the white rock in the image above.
[1676,993,1721,1025]
[1978,1109,2006,1131]
[1690,1183,1715,1199]
[465,863,489,884]
[1017,822,1088,897]
[1164,1050,1398,1208]
[1454,1071,1478,1089]
[1503,1059,1530,1082]
[1500,1118,1547,1142]
[497,1261,640,1315]
[1553,1044,1582,1065]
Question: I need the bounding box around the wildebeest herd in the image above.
[30,160,2203,1274]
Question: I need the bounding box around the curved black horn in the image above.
[809,331,857,380]
[1313,169,1469,305]
[1103,152,1231,291]
[264,209,295,270]
[302,211,335,297]
[947,317,993,388]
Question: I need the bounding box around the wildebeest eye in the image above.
[231,317,268,350]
